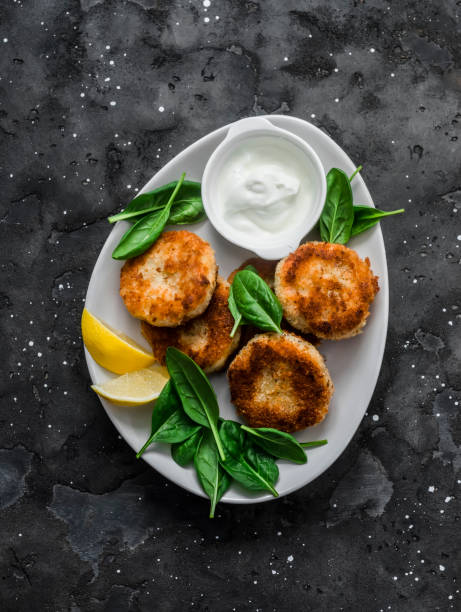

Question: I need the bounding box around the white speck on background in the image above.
[370,48,375,53]
[110,101,116,106]
[428,485,435,492]
[158,106,165,112]
[204,16,210,23]
[287,555,294,563]
[372,415,379,422]
[440,565,445,571]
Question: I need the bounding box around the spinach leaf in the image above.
[112,173,185,260]
[351,205,405,238]
[167,198,206,225]
[194,429,231,518]
[136,380,180,458]
[219,420,279,497]
[165,347,226,462]
[109,196,204,227]
[244,442,279,486]
[149,409,201,444]
[171,429,203,467]
[228,264,268,337]
[300,439,328,449]
[228,284,243,338]
[108,179,202,223]
[319,168,354,244]
[241,425,307,464]
[231,269,283,334]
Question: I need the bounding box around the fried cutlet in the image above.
[140,277,240,373]
[120,230,217,327]
[228,332,333,432]
[274,242,379,340]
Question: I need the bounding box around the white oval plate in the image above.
[84,115,388,504]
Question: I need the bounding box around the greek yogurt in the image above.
[215,136,313,241]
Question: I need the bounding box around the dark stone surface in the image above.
[0,1,460,610]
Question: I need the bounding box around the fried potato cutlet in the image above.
[228,333,333,432]
[274,242,379,340]
[120,230,217,327]
[140,277,241,373]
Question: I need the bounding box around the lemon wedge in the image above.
[81,308,155,374]
[91,365,169,406]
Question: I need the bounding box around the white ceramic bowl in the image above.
[201,117,327,260]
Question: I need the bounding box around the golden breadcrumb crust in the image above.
[120,230,217,327]
[141,277,240,373]
[274,241,379,340]
[228,332,333,432]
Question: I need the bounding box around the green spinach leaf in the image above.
[108,179,202,223]
[219,421,279,497]
[149,409,201,444]
[167,198,206,225]
[241,425,307,464]
[319,167,354,244]
[136,380,180,458]
[244,442,279,485]
[165,347,226,462]
[231,269,283,334]
[171,429,203,467]
[300,439,328,449]
[194,429,231,518]
[112,173,185,260]
[228,284,243,338]
[351,205,405,238]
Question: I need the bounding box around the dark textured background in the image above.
[1,1,460,610]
